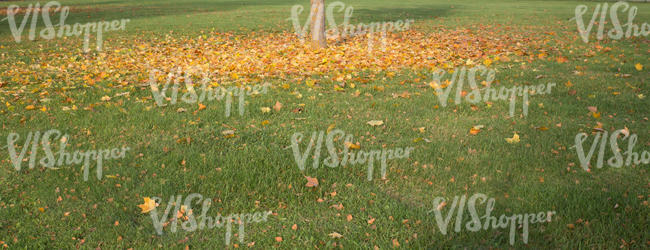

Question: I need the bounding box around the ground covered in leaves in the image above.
[0,0,648,249]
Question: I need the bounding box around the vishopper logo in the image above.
[290,129,414,181]
[430,193,556,245]
[288,1,414,51]
[148,68,269,117]
[144,193,272,246]
[573,1,649,43]
[5,129,129,181]
[430,65,556,117]
[572,129,649,171]
[1,1,130,52]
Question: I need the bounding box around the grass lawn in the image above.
[0,0,648,248]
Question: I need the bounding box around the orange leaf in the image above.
[305,176,319,187]
[273,101,283,112]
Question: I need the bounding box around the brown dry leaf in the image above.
[273,101,283,112]
[536,126,549,131]
[305,176,319,187]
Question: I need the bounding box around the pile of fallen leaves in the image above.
[0,25,540,92]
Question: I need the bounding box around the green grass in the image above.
[0,0,648,248]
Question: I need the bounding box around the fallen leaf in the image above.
[436,201,447,211]
[367,120,384,126]
[198,103,206,111]
[635,63,643,71]
[101,96,111,101]
[273,101,283,112]
[305,176,319,187]
[469,125,484,135]
[587,106,597,113]
[261,107,271,113]
[222,130,235,138]
[505,132,520,143]
[345,142,361,150]
[291,224,297,230]
[275,237,283,242]
[137,197,158,214]
[328,232,343,239]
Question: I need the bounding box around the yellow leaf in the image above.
[328,232,343,239]
[261,107,271,113]
[505,132,520,143]
[326,124,336,133]
[261,120,270,126]
[198,103,206,111]
[483,58,492,66]
[592,112,601,119]
[25,105,35,110]
[345,142,361,150]
[367,120,384,126]
[137,197,157,214]
[536,126,549,131]
[635,63,643,71]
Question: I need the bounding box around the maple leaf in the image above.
[198,103,206,111]
[305,176,319,187]
[137,197,158,214]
